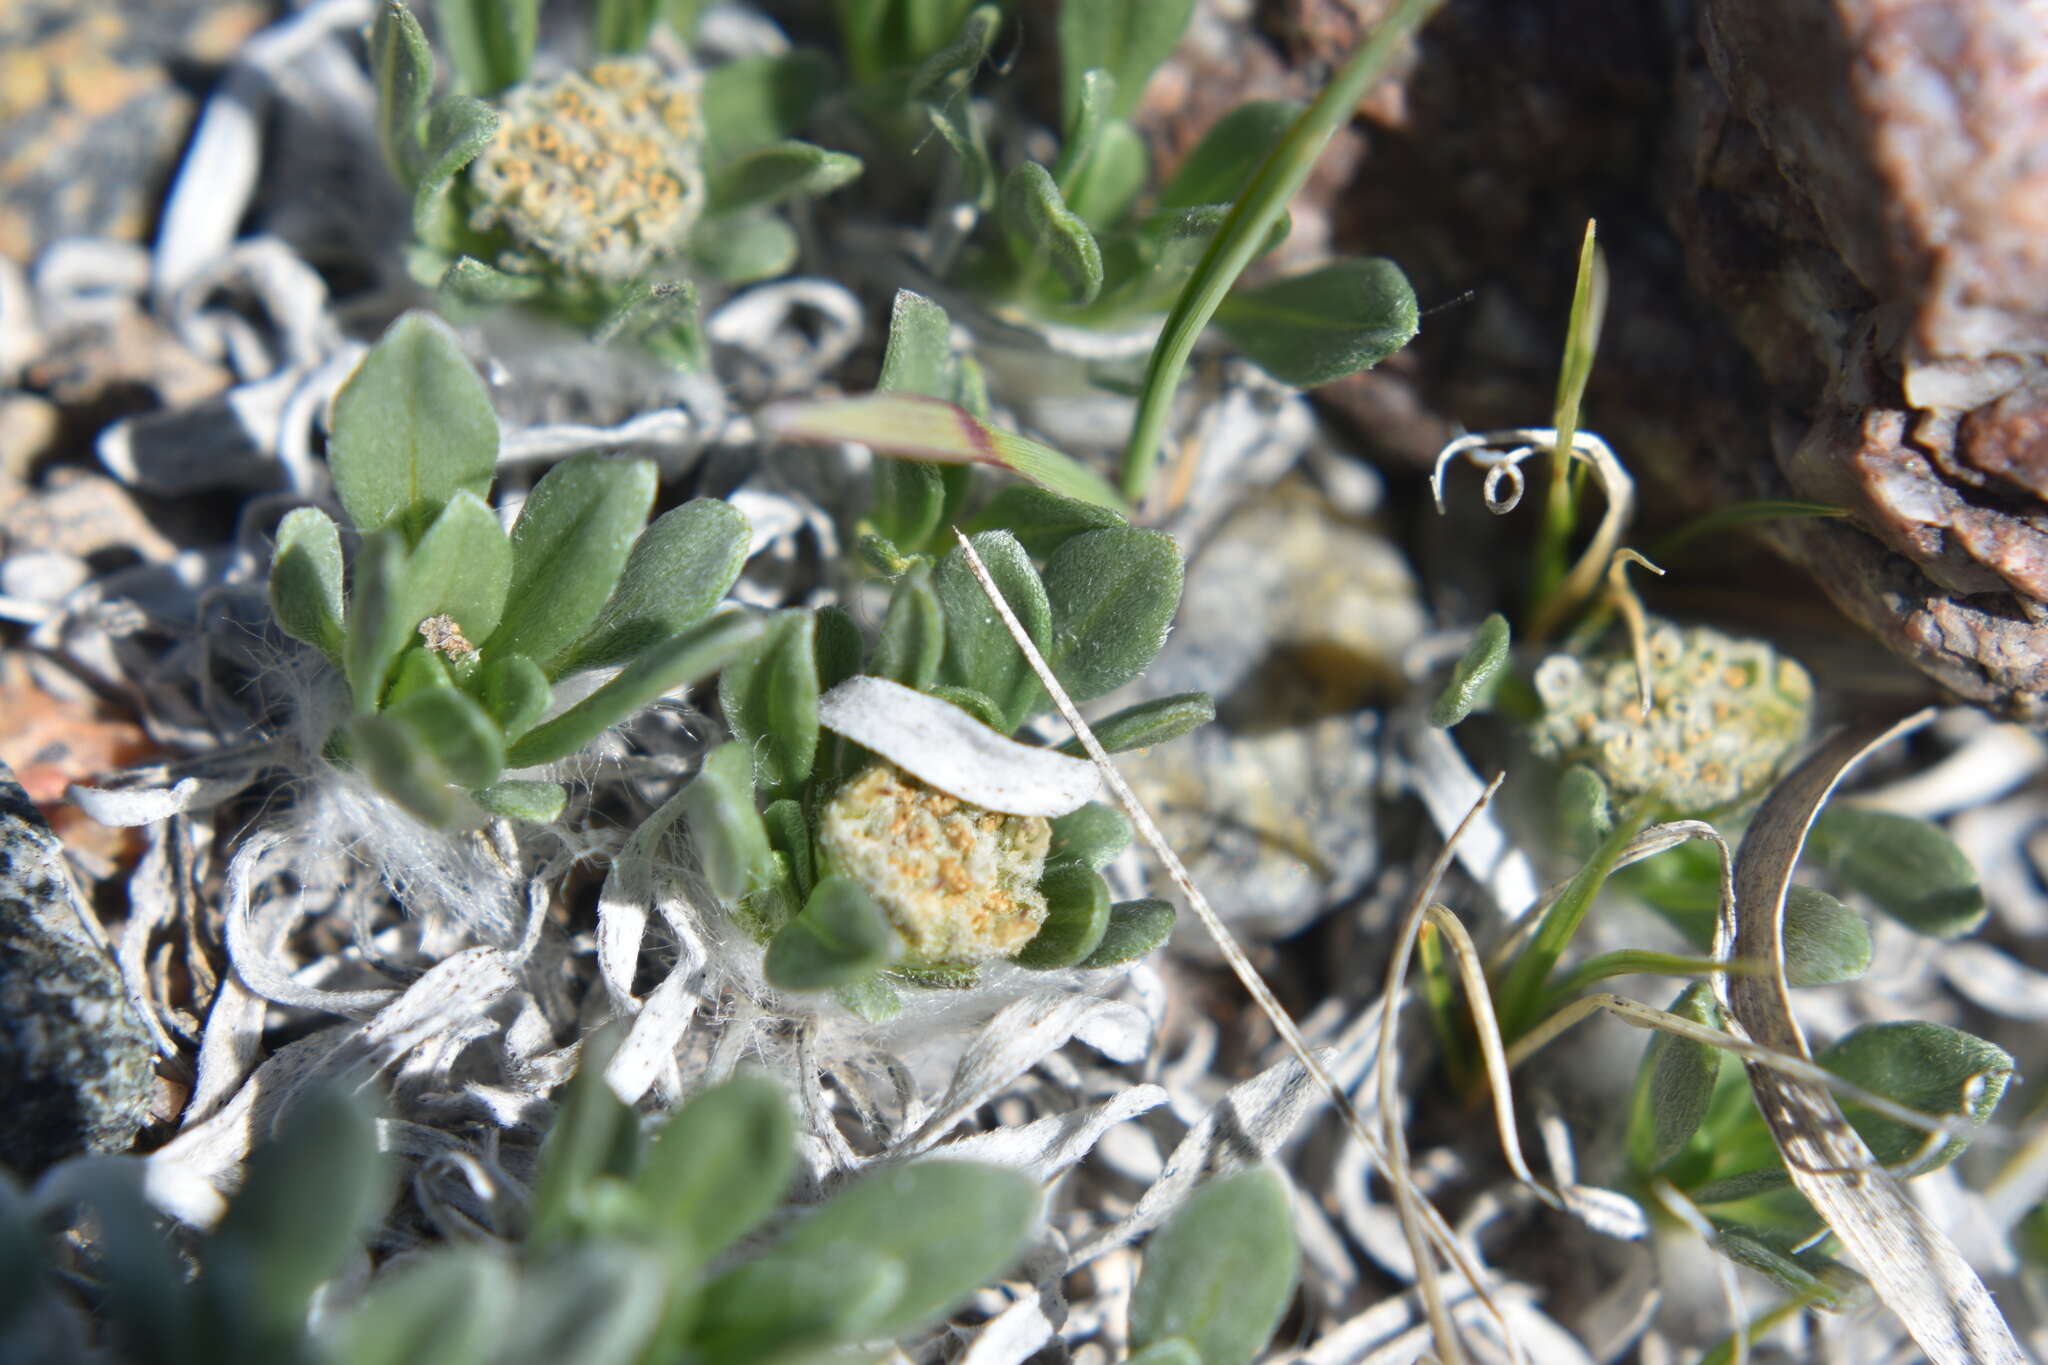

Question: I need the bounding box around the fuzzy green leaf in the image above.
[904,2,999,98]
[372,1,434,182]
[328,1249,514,1365]
[1052,68,1112,193]
[763,798,814,898]
[407,489,514,644]
[720,609,819,793]
[1430,612,1510,728]
[1056,691,1213,755]
[1062,118,1147,230]
[438,255,546,304]
[689,1255,905,1365]
[728,1160,1038,1339]
[1014,864,1111,968]
[270,507,345,663]
[434,0,537,94]
[328,311,499,541]
[1710,1228,1853,1308]
[1821,1021,2013,1174]
[702,51,833,163]
[707,141,862,216]
[1558,764,1613,857]
[1079,897,1175,968]
[1806,807,1987,939]
[1125,1343,1203,1365]
[878,288,955,398]
[679,741,777,906]
[1129,1167,1297,1365]
[1041,526,1184,702]
[633,1072,797,1265]
[1781,885,1872,988]
[1157,100,1300,210]
[526,1025,632,1248]
[386,686,504,789]
[965,485,1126,557]
[553,498,751,676]
[815,604,863,690]
[385,644,454,712]
[506,612,762,768]
[592,0,660,53]
[926,683,1003,730]
[471,779,566,823]
[1057,0,1197,123]
[936,530,1052,727]
[765,875,897,990]
[487,455,656,668]
[210,1086,385,1346]
[689,210,799,285]
[476,652,551,738]
[1049,802,1132,871]
[873,573,946,691]
[1626,981,1725,1174]
[347,710,457,824]
[1217,256,1420,387]
[494,1247,665,1365]
[1000,161,1104,306]
[412,96,501,240]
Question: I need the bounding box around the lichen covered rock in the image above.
[818,763,1051,966]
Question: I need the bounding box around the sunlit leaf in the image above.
[1056,691,1213,755]
[1822,1021,2013,1174]
[1041,526,1184,702]
[270,507,345,664]
[488,455,657,668]
[1806,806,1987,939]
[434,0,537,94]
[372,1,434,181]
[1129,1167,1297,1365]
[1078,897,1175,968]
[720,609,819,794]
[553,498,751,676]
[1217,256,1419,387]
[1013,864,1110,969]
[1429,612,1509,728]
[999,161,1103,306]
[763,874,897,991]
[1057,0,1197,123]
[1626,981,1724,1174]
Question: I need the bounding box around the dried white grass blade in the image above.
[223,831,396,1017]
[1649,1179,1748,1365]
[1938,941,2048,1021]
[69,760,267,826]
[358,947,517,1063]
[606,963,701,1106]
[906,993,1149,1152]
[941,1085,1168,1184]
[817,675,1106,816]
[955,531,1522,1361]
[1405,725,1539,916]
[595,784,695,1009]
[185,975,268,1128]
[1723,711,2023,1365]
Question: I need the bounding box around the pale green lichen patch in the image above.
[467,56,706,282]
[1530,621,1813,811]
[818,762,1051,966]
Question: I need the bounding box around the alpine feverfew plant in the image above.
[1416,226,2014,1309]
[269,309,758,826]
[370,0,861,366]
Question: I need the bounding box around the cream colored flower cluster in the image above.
[818,762,1052,966]
[467,56,706,283]
[1530,621,1813,811]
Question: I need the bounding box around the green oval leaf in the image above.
[1041,526,1185,702]
[552,498,751,676]
[999,161,1103,306]
[326,1248,514,1365]
[1014,863,1111,969]
[372,1,435,181]
[270,507,345,664]
[632,1072,797,1266]
[702,50,834,163]
[873,574,946,691]
[471,779,566,823]
[526,1024,633,1248]
[328,311,499,540]
[706,141,863,216]
[1057,0,1197,123]
[432,0,536,95]
[348,709,457,825]
[487,455,657,668]
[506,612,763,768]
[1129,1167,1297,1365]
[689,210,798,285]
[764,875,897,991]
[1049,802,1132,871]
[925,683,1005,730]
[1157,100,1299,210]
[964,485,1126,558]
[1217,256,1420,388]
[1060,118,1147,232]
[719,609,819,794]
[412,96,502,242]
[387,685,504,789]
[936,530,1052,727]
[1430,612,1510,728]
[1078,897,1175,968]
[476,652,552,738]
[1806,807,1988,939]
[1821,1021,2013,1174]
[1056,691,1213,756]
[1626,981,1725,1175]
[1781,885,1872,987]
[678,741,777,907]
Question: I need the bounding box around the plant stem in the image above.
[1117,0,1446,501]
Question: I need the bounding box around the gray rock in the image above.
[0,761,155,1173]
